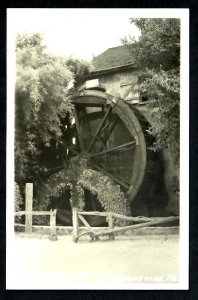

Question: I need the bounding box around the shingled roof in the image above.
[92,45,135,72]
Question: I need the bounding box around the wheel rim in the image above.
[70,90,148,203]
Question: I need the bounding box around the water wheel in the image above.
[67,89,159,211]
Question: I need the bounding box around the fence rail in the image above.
[72,208,179,243]
[14,209,57,239]
[78,211,159,223]
[15,183,57,240]
[15,211,52,216]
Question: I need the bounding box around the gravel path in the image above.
[7,234,179,289]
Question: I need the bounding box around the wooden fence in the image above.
[15,183,179,243]
[14,183,57,240]
[72,208,179,243]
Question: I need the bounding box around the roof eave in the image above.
[83,63,138,79]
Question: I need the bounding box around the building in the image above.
[77,45,151,121]
[79,45,141,103]
[75,45,179,216]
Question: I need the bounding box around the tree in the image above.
[122,19,180,215]
[122,18,180,161]
[15,33,74,195]
[65,56,93,86]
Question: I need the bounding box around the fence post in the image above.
[72,207,79,242]
[25,183,33,233]
[108,212,114,240]
[50,209,57,241]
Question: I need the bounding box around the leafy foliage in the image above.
[14,182,23,222]
[36,158,130,217]
[122,18,180,154]
[122,19,180,214]
[14,182,23,212]
[65,57,93,85]
[140,68,180,154]
[35,157,86,211]
[15,33,74,188]
[78,169,131,216]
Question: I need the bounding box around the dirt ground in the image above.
[7,233,179,289]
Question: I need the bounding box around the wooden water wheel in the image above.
[68,89,158,208]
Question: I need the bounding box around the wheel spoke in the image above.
[90,161,130,190]
[101,115,118,149]
[100,115,116,135]
[89,141,136,158]
[87,106,111,153]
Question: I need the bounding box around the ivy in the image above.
[78,169,130,216]
[35,158,131,218]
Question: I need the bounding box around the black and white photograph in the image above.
[6,8,189,290]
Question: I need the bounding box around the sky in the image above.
[7,9,188,61]
[7,9,141,61]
